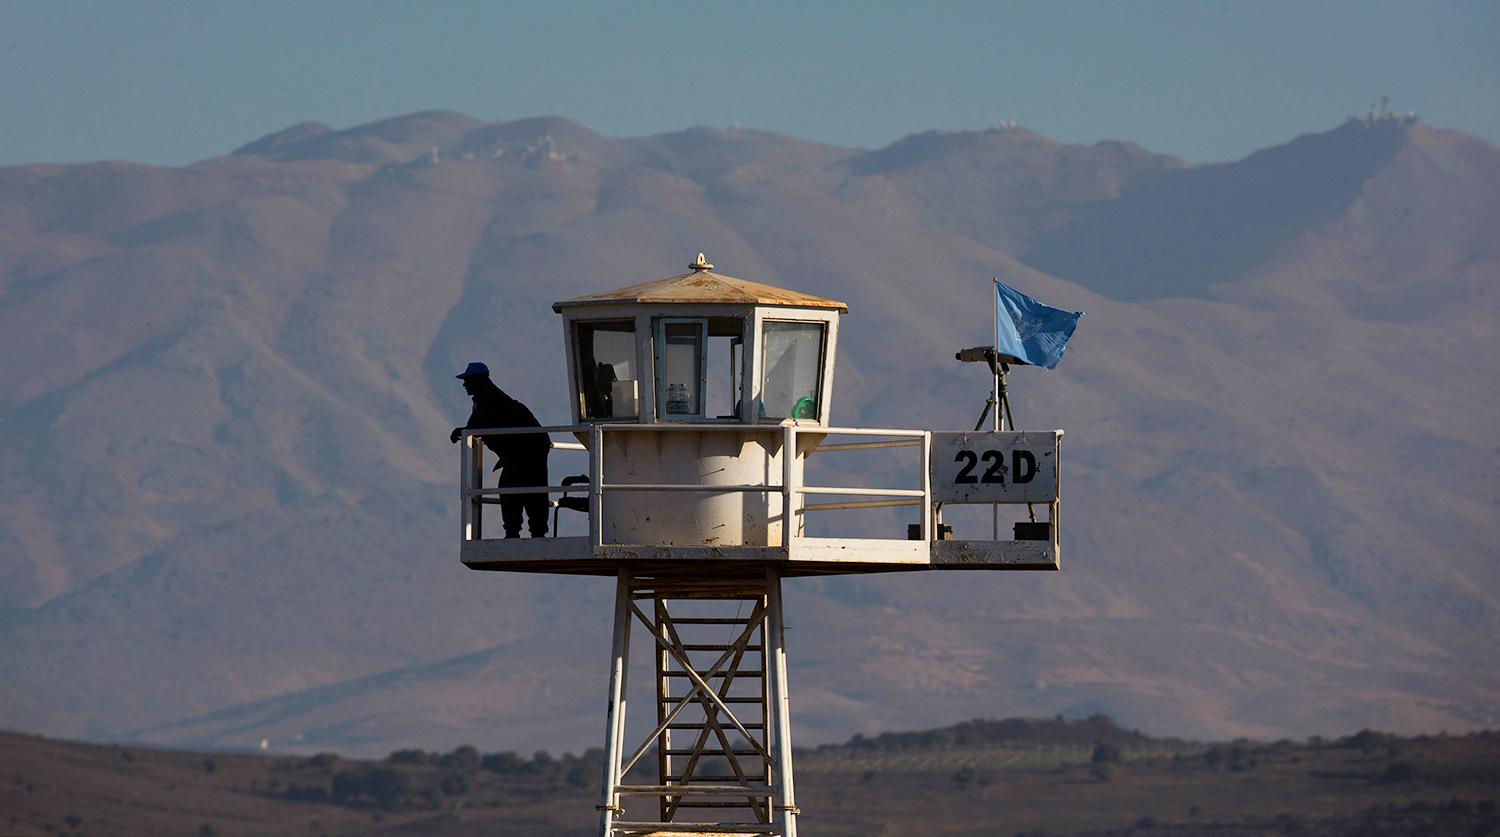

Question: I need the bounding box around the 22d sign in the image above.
[930,431,1060,504]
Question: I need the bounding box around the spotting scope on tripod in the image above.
[955,345,1022,432]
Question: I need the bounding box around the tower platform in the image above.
[459,423,1061,578]
[461,535,1057,575]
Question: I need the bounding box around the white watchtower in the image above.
[458,255,1062,837]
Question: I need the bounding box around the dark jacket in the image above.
[465,377,550,468]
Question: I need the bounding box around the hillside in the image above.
[4,723,1497,837]
[0,110,1496,757]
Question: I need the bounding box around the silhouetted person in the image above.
[596,362,618,417]
[449,362,551,538]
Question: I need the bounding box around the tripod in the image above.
[967,350,1037,537]
[971,354,1015,434]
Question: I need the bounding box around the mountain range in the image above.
[0,108,1495,757]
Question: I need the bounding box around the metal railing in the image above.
[460,423,933,546]
[459,426,588,541]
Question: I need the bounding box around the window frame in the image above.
[757,318,828,423]
[571,318,640,422]
[653,317,710,421]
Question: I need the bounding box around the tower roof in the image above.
[552,258,847,313]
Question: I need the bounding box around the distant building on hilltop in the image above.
[1349,95,1419,128]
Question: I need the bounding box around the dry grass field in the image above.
[3,720,1497,837]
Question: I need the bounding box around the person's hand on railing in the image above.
[449,426,464,444]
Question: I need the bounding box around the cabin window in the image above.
[655,319,706,418]
[707,317,745,419]
[574,320,638,420]
[760,320,826,420]
[650,317,746,421]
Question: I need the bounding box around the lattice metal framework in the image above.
[599,568,798,837]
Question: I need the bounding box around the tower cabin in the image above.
[460,254,1060,574]
[456,255,1061,837]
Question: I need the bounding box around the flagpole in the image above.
[992,278,1001,540]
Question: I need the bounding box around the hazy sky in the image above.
[2,0,1496,169]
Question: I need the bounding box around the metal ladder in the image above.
[599,569,798,837]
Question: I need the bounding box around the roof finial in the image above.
[690,253,713,271]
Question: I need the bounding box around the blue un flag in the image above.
[994,281,1085,369]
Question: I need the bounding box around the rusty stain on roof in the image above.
[553,270,848,313]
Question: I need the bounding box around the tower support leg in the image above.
[599,566,632,837]
[765,568,798,837]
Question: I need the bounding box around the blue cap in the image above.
[456,362,490,379]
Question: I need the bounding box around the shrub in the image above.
[203,759,216,774]
[389,749,426,765]
[1342,729,1387,750]
[921,728,958,748]
[482,751,526,774]
[331,770,363,802]
[577,748,607,769]
[953,767,978,786]
[283,784,329,802]
[1383,761,1419,782]
[566,764,595,789]
[1091,762,1118,782]
[441,773,469,796]
[363,768,411,809]
[441,745,480,770]
[1092,743,1122,765]
[308,753,338,768]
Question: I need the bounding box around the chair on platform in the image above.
[550,474,591,535]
